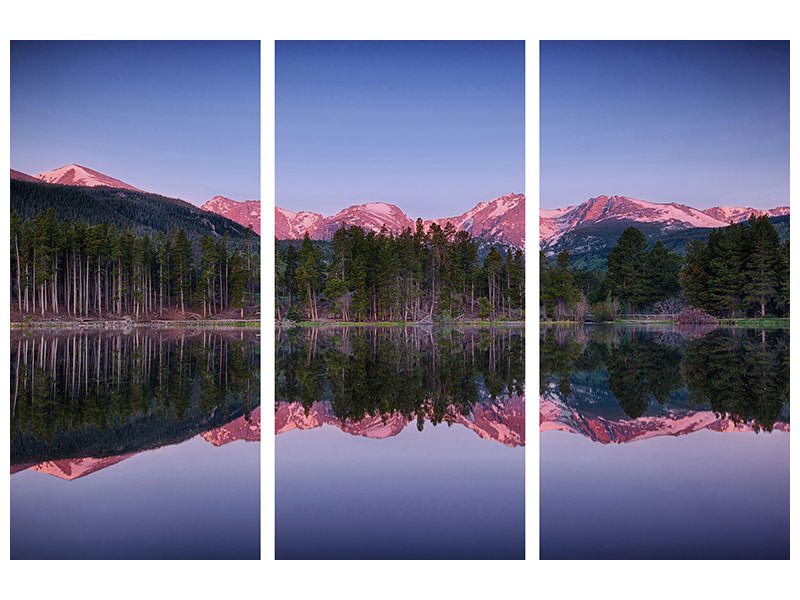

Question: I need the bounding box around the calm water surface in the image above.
[275,326,525,559]
[10,328,260,559]
[540,324,789,559]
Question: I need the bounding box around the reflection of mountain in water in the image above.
[540,325,789,443]
[10,329,260,479]
[15,407,261,480]
[275,326,525,446]
[276,397,524,447]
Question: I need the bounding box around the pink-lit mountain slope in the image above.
[275,207,327,240]
[201,406,261,446]
[275,395,525,447]
[30,454,138,480]
[541,195,789,246]
[201,196,261,235]
[703,205,790,223]
[35,163,142,191]
[425,193,525,249]
[275,193,526,249]
[10,168,39,182]
[539,394,789,445]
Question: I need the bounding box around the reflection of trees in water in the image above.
[540,326,683,417]
[541,325,789,429]
[10,330,260,456]
[682,329,789,432]
[606,334,684,418]
[539,326,585,398]
[275,326,524,429]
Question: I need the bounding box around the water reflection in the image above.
[11,329,260,469]
[540,323,789,559]
[275,325,525,560]
[10,328,261,560]
[276,326,525,441]
[540,324,789,433]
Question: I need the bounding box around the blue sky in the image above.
[11,41,259,206]
[541,41,789,209]
[276,41,525,219]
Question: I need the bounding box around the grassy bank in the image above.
[717,318,790,328]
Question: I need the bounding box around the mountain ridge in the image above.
[541,195,789,249]
[275,192,525,249]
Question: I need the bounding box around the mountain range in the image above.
[275,192,525,250]
[541,195,788,247]
[541,195,789,269]
[11,164,260,235]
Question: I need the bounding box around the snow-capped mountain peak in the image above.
[34,163,142,191]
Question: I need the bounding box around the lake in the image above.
[540,323,789,559]
[10,328,260,560]
[275,325,525,559]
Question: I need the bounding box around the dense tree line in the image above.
[682,215,789,317]
[276,222,524,322]
[10,209,258,319]
[540,216,789,320]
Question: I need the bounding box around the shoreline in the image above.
[540,318,789,327]
[277,320,525,327]
[11,319,260,329]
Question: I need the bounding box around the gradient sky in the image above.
[541,41,789,210]
[276,41,525,219]
[11,41,259,206]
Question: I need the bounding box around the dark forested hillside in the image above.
[553,215,789,271]
[10,179,255,246]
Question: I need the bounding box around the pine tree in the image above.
[173,229,192,314]
[607,226,648,314]
[743,215,781,317]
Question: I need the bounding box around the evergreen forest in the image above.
[10,208,259,320]
[275,221,525,322]
[540,214,789,321]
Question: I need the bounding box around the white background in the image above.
[1,2,798,598]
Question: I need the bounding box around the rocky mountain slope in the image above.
[200,196,261,235]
